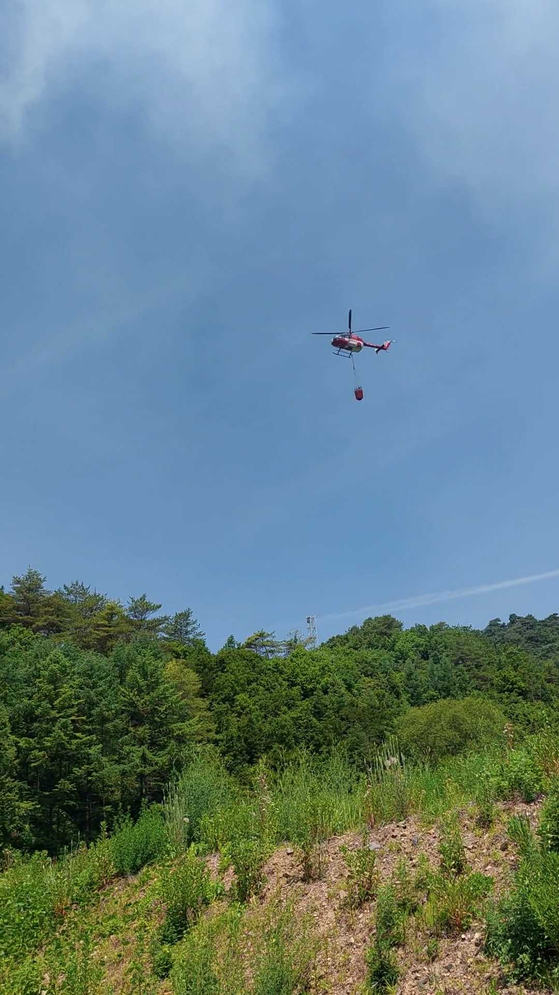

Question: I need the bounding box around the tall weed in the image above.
[111,806,168,876]
[252,900,316,995]
[485,847,559,984]
[159,846,216,943]
[165,749,236,853]
[423,871,493,936]
[171,907,246,995]
[340,835,378,908]
[538,780,559,853]
[438,816,467,877]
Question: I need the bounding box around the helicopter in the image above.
[312,309,395,400]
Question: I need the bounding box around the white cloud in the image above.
[391,0,559,223]
[0,0,287,173]
[318,568,559,624]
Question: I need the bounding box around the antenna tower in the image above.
[306,615,318,647]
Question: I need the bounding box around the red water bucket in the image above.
[354,386,364,401]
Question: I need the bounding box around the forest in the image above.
[2,567,559,994]
[1,567,559,852]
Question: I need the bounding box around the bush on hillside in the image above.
[396,697,507,762]
[164,749,236,853]
[111,807,168,876]
[485,846,559,984]
[159,847,215,944]
[538,779,559,852]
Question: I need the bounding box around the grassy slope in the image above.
[1,799,545,995]
[3,737,559,995]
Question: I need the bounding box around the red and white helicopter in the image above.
[312,309,395,400]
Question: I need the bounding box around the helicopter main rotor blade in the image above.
[311,331,346,335]
[348,309,352,333]
[353,326,390,332]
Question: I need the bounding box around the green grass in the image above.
[2,737,559,995]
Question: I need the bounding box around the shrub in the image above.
[485,847,559,984]
[165,750,236,853]
[151,943,173,980]
[366,942,400,993]
[171,925,221,995]
[111,806,168,876]
[271,754,365,851]
[375,885,405,947]
[494,750,543,803]
[392,858,421,915]
[438,816,467,878]
[340,837,378,908]
[252,902,316,995]
[538,781,559,852]
[396,697,507,763]
[45,930,103,995]
[222,835,267,903]
[171,907,246,995]
[423,871,493,936]
[0,852,58,960]
[475,784,497,829]
[507,815,536,858]
[159,846,215,944]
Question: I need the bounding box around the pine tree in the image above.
[58,582,109,647]
[243,630,285,658]
[16,649,93,848]
[0,706,30,848]
[163,609,204,645]
[126,595,169,637]
[84,601,133,653]
[118,646,195,810]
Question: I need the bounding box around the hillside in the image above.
[2,745,559,995]
[2,566,559,992]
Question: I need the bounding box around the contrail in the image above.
[317,568,559,624]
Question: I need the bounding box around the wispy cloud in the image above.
[0,0,288,173]
[318,568,559,624]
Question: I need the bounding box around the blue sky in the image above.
[2,0,559,649]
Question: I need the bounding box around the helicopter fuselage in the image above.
[331,335,364,353]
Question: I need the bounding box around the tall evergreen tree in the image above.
[118,646,195,810]
[127,594,169,637]
[163,609,204,645]
[16,649,93,848]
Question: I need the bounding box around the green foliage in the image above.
[164,609,205,645]
[2,564,559,856]
[271,753,365,862]
[538,779,559,852]
[397,696,507,762]
[111,806,168,876]
[151,942,174,979]
[438,815,467,877]
[164,749,236,852]
[475,783,497,828]
[365,943,400,993]
[365,884,403,993]
[159,846,215,943]
[507,814,537,858]
[392,857,421,915]
[340,835,378,908]
[229,835,267,902]
[375,885,405,947]
[252,902,315,995]
[171,920,223,995]
[423,870,493,936]
[494,750,543,802]
[485,845,559,984]
[0,852,58,960]
[0,840,113,965]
